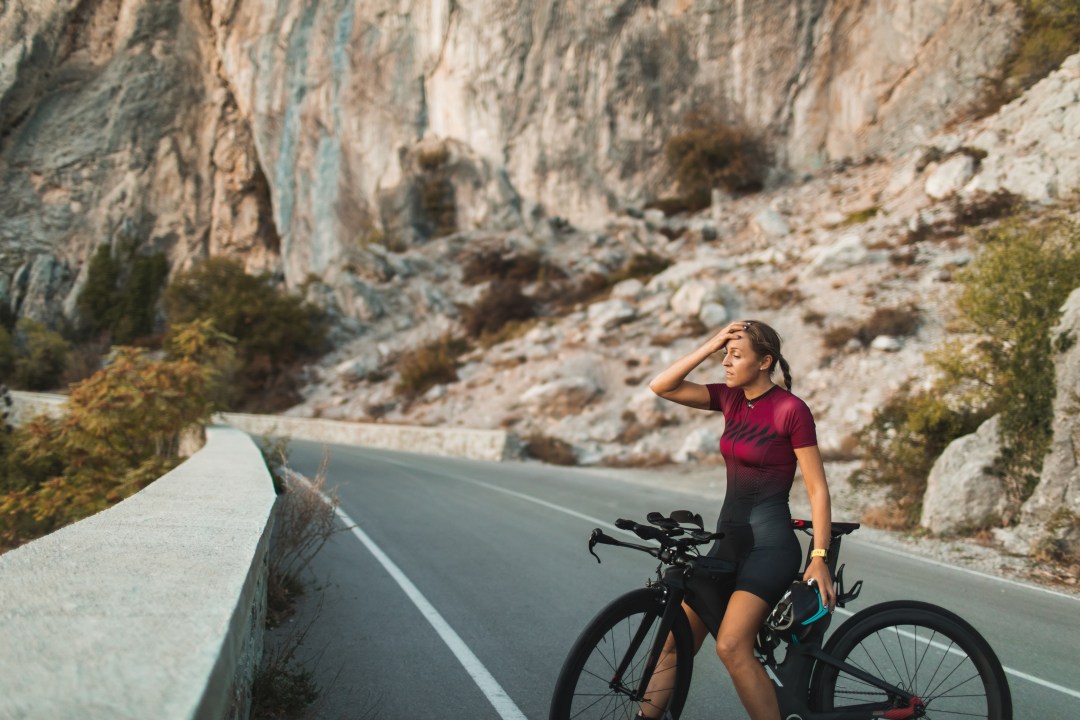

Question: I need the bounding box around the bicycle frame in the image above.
[588,519,926,720]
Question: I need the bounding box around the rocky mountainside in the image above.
[1,1,1078,556]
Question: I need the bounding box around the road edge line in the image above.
[333,505,528,720]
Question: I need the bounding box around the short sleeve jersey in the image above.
[706,382,817,524]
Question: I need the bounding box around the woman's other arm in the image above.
[796,444,836,609]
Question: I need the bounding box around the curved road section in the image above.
[285,441,1079,719]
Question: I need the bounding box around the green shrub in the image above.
[610,252,672,284]
[6,319,70,391]
[942,218,1080,500]
[841,206,880,226]
[855,216,1080,527]
[77,242,169,344]
[462,280,537,340]
[395,335,469,400]
[665,113,769,211]
[164,257,328,412]
[0,327,14,381]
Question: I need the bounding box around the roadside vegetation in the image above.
[853,215,1080,529]
[0,321,232,552]
[252,442,355,720]
[0,247,330,550]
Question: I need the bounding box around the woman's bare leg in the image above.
[636,602,710,719]
[715,590,780,720]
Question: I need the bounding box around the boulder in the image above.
[588,298,637,331]
[670,281,724,319]
[520,377,601,417]
[925,154,978,199]
[699,302,730,329]
[808,234,885,274]
[752,207,790,238]
[920,415,1009,534]
[628,387,674,428]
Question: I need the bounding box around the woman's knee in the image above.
[715,633,751,666]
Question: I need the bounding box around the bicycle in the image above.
[549,510,1012,720]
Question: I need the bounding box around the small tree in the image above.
[0,322,233,551]
[164,257,328,412]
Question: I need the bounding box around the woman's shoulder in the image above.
[773,387,815,415]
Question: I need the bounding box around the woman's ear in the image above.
[760,355,774,371]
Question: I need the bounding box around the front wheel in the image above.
[812,600,1012,720]
[549,588,694,720]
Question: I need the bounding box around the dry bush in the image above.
[823,305,921,350]
[952,190,1023,227]
[462,280,538,339]
[644,196,697,216]
[266,451,342,627]
[760,286,805,310]
[461,249,562,286]
[524,433,578,466]
[665,112,770,211]
[394,335,468,401]
[860,504,917,531]
[604,451,673,468]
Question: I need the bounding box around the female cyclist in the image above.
[644,319,835,720]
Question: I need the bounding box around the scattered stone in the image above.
[520,377,601,417]
[752,207,790,238]
[699,302,729,329]
[588,299,637,331]
[870,335,903,352]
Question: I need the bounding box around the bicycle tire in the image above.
[811,600,1012,720]
[549,587,695,720]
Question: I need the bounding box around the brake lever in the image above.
[589,529,603,563]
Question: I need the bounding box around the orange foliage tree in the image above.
[0,320,234,552]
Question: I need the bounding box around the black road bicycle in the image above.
[549,511,1012,720]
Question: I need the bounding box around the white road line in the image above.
[460,476,1080,701]
[332,503,527,720]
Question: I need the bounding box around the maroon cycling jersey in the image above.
[706,382,817,525]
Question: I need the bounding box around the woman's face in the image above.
[721,335,768,388]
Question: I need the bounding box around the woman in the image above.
[644,319,834,720]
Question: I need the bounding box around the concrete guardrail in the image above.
[0,391,519,718]
[220,411,521,462]
[0,426,276,719]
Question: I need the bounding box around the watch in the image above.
[810,548,828,560]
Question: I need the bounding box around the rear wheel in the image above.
[812,601,1012,720]
[549,588,694,720]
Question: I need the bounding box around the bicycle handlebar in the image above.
[588,512,723,564]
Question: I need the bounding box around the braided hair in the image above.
[742,320,792,390]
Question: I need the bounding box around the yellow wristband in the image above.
[810,548,828,559]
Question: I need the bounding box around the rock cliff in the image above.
[1,0,1020,318]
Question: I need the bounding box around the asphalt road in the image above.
[281,440,1080,719]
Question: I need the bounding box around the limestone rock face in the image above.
[1020,289,1080,533]
[921,415,1009,535]
[0,0,279,324]
[1,0,1020,323]
[964,54,1080,203]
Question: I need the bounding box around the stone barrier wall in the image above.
[0,426,276,719]
[220,412,521,462]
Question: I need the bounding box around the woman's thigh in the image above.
[715,590,771,658]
